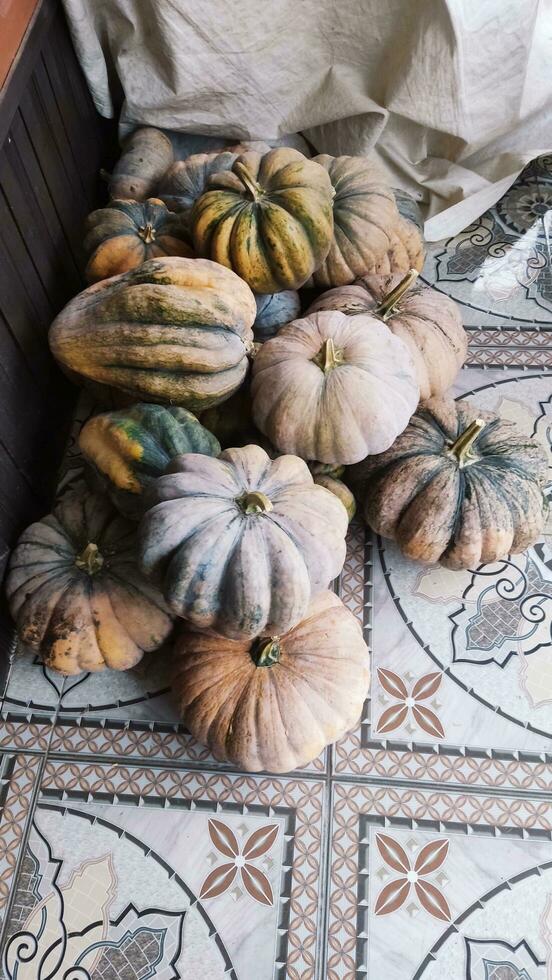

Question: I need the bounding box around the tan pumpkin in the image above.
[348,395,549,569]
[378,216,425,275]
[109,127,174,201]
[307,270,467,401]
[157,151,241,216]
[49,257,256,412]
[191,148,335,292]
[251,309,419,464]
[5,488,173,675]
[83,198,194,283]
[172,590,370,772]
[309,463,356,521]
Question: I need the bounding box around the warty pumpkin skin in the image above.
[307,270,467,401]
[109,127,174,201]
[79,403,221,520]
[172,590,370,773]
[49,257,256,412]
[191,148,335,292]
[6,488,173,676]
[139,444,348,639]
[84,199,194,284]
[347,395,549,569]
[251,309,420,465]
[253,290,301,342]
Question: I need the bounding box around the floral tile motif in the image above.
[0,755,41,932]
[0,759,326,980]
[326,781,552,980]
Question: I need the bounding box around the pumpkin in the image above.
[109,127,174,201]
[79,403,221,520]
[251,309,419,465]
[253,290,301,342]
[307,270,466,401]
[83,199,194,284]
[381,216,425,275]
[172,590,369,772]
[49,257,256,411]
[310,154,400,288]
[5,488,173,676]
[309,463,356,521]
[348,395,549,569]
[157,151,241,216]
[139,444,348,639]
[191,148,335,292]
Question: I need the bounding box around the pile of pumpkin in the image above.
[6,128,548,773]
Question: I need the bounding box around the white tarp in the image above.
[62,0,552,240]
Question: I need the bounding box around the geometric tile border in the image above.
[0,755,41,924]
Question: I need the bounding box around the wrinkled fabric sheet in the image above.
[62,0,552,240]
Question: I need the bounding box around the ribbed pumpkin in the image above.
[381,216,425,275]
[84,199,194,284]
[157,151,240,216]
[172,590,369,772]
[253,290,301,342]
[49,257,256,411]
[348,395,549,569]
[6,488,173,675]
[109,127,174,201]
[79,403,221,519]
[307,270,467,400]
[139,444,348,639]
[251,310,419,464]
[309,463,356,521]
[191,148,335,292]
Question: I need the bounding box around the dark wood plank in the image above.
[0,0,56,147]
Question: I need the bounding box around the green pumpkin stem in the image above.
[240,491,273,514]
[449,418,486,464]
[75,542,104,575]
[376,268,419,320]
[139,222,156,244]
[251,637,281,667]
[234,162,263,201]
[312,337,343,373]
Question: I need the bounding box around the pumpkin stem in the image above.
[376,268,419,320]
[239,491,273,514]
[448,418,486,465]
[312,337,343,373]
[234,162,264,201]
[139,222,156,244]
[75,542,104,575]
[251,637,281,667]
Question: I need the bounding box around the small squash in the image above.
[157,150,241,216]
[83,199,194,284]
[348,395,549,569]
[79,403,221,519]
[172,590,370,772]
[49,257,256,411]
[6,488,173,675]
[253,290,301,342]
[309,463,356,521]
[109,127,174,201]
[251,309,419,465]
[139,444,348,639]
[191,148,335,292]
[307,270,466,401]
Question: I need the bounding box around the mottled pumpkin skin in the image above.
[251,310,419,465]
[191,148,335,292]
[157,151,240,217]
[172,590,370,772]
[308,273,466,400]
[79,403,221,520]
[312,473,356,521]
[253,290,301,342]
[378,216,425,275]
[49,257,256,411]
[348,395,549,569]
[84,199,194,284]
[139,444,348,639]
[6,489,173,676]
[109,128,174,201]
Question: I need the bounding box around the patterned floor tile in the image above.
[326,780,552,980]
[0,755,42,935]
[0,758,326,980]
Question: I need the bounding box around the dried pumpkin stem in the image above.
[312,337,343,373]
[75,542,104,575]
[448,418,486,464]
[252,637,281,667]
[139,222,156,244]
[376,268,419,320]
[239,491,273,514]
[234,162,263,201]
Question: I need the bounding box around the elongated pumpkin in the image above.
[172,590,370,772]
[49,257,256,411]
[348,395,549,569]
[6,488,173,675]
[139,444,348,639]
[79,403,220,519]
[84,198,194,283]
[191,148,335,292]
[308,270,467,400]
[109,127,174,201]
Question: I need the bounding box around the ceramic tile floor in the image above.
[0,159,551,980]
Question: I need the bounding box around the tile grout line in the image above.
[318,749,335,980]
